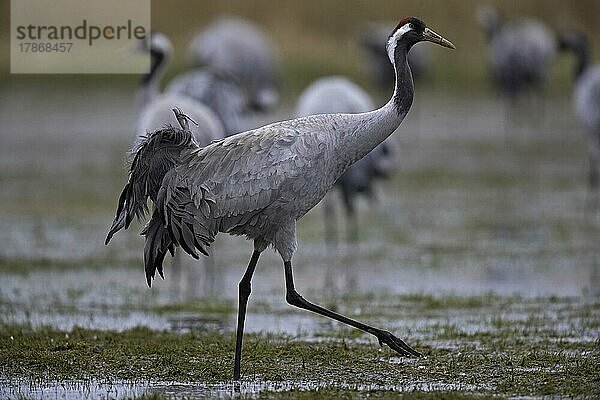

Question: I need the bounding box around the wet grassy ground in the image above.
[1,294,598,398]
[1,83,599,398]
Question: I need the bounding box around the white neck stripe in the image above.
[386,23,412,63]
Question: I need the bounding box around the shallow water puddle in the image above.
[1,378,151,400]
[1,256,597,336]
[0,377,490,399]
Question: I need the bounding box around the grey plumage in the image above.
[476,6,556,99]
[137,32,172,109]
[106,17,455,380]
[295,76,396,241]
[559,31,600,191]
[187,17,280,111]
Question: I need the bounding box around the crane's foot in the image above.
[376,330,422,357]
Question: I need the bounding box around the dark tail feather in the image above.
[157,180,212,259]
[143,210,174,287]
[106,123,212,286]
[105,126,193,245]
[105,183,131,244]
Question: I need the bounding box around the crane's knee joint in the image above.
[285,290,304,307]
[239,280,252,298]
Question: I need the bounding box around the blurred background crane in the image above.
[295,76,396,245]
[559,30,600,209]
[135,32,225,145]
[166,69,255,136]
[476,5,556,104]
[165,16,282,136]
[186,16,281,113]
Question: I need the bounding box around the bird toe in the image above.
[378,330,421,357]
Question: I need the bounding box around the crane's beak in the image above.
[422,27,456,49]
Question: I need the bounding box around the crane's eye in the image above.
[409,23,415,30]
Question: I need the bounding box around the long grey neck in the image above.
[338,41,413,168]
[485,17,502,41]
[392,42,415,116]
[573,44,590,82]
[138,49,167,110]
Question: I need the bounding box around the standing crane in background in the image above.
[559,30,600,208]
[135,32,225,145]
[166,17,283,137]
[295,76,396,244]
[187,16,281,113]
[166,69,255,136]
[476,6,556,104]
[106,17,455,380]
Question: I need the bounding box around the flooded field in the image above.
[1,83,599,398]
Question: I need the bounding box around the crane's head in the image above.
[558,30,590,81]
[172,107,199,131]
[386,17,455,63]
[558,30,588,53]
[475,6,502,40]
[143,32,173,56]
[125,31,172,58]
[135,32,173,86]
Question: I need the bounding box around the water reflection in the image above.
[1,376,491,399]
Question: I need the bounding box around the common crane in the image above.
[106,17,454,380]
[559,31,600,198]
[136,32,225,146]
[187,16,281,112]
[476,5,556,101]
[166,69,254,136]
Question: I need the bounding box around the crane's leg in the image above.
[323,194,338,249]
[283,260,421,357]
[588,158,599,213]
[233,250,261,380]
[341,189,359,244]
[588,147,599,193]
[585,134,600,216]
[345,200,359,244]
